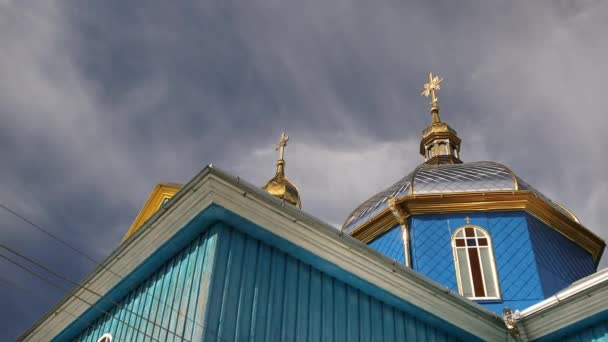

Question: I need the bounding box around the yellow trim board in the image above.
[122,182,182,242]
[349,191,605,264]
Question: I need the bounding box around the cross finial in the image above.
[465,216,471,224]
[276,131,289,160]
[421,72,443,109]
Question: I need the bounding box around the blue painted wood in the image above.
[212,207,481,341]
[54,205,482,341]
[526,214,596,297]
[204,226,464,342]
[52,205,226,341]
[368,224,404,264]
[368,211,597,314]
[62,227,218,342]
[537,311,608,341]
[409,211,544,313]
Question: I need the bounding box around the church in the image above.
[20,74,608,341]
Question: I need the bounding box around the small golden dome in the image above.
[262,160,301,208]
[420,72,462,165]
[262,132,301,208]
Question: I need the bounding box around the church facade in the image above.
[20,74,608,341]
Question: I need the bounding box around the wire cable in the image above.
[0,275,100,335]
[0,243,191,342]
[0,202,213,337]
[0,251,161,342]
[0,203,101,267]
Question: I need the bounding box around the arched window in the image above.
[97,333,112,342]
[452,226,500,299]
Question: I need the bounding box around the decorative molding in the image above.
[388,196,411,267]
[349,191,605,263]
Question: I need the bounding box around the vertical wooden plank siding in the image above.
[66,228,217,342]
[555,319,608,342]
[205,227,463,342]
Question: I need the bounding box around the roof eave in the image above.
[518,268,608,339]
[20,165,506,341]
[347,190,605,264]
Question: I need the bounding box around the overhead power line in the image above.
[0,243,191,342]
[0,203,101,267]
[0,251,162,342]
[0,275,100,334]
[0,202,223,340]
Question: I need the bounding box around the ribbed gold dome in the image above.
[262,160,301,208]
[262,132,301,208]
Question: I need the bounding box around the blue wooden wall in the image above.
[413,212,547,312]
[54,205,477,342]
[368,211,550,313]
[368,211,597,314]
[538,312,608,341]
[368,224,404,264]
[526,214,596,297]
[68,227,218,342]
[204,225,464,342]
[549,319,608,342]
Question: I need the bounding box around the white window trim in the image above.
[451,225,501,301]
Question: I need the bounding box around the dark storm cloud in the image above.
[1,0,607,339]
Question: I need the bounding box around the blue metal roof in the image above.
[342,161,576,233]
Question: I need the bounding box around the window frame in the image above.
[451,225,501,301]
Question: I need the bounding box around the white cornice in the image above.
[518,268,608,339]
[20,166,507,341]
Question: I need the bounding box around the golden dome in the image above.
[262,132,301,208]
[420,72,462,165]
[262,160,301,208]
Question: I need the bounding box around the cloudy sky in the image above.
[1,0,607,339]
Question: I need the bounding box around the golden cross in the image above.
[275,131,289,160]
[421,72,443,108]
